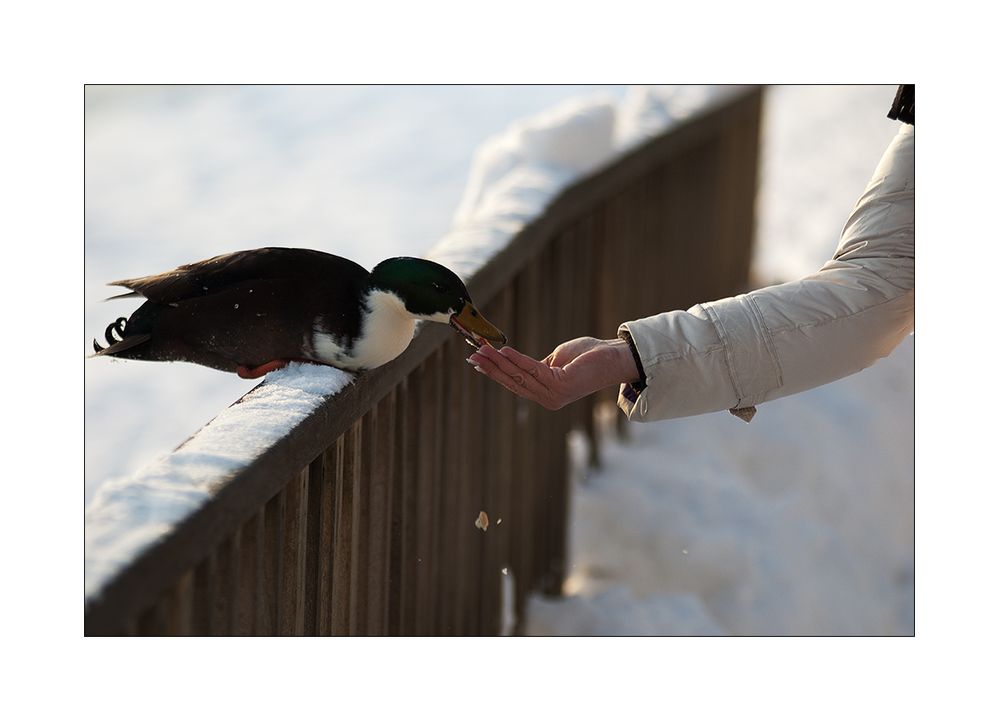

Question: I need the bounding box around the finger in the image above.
[542,344,578,368]
[542,349,568,368]
[469,352,544,403]
[546,348,574,368]
[471,346,541,393]
[496,345,548,378]
[475,345,550,391]
[472,345,555,401]
[535,341,589,369]
[549,338,604,368]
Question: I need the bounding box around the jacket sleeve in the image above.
[616,124,914,422]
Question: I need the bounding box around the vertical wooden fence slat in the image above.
[320,439,341,635]
[166,569,194,635]
[234,516,256,634]
[325,449,342,634]
[349,415,371,635]
[209,534,238,635]
[397,375,419,635]
[365,402,384,635]
[256,493,280,635]
[189,556,212,635]
[332,428,356,635]
[387,385,405,635]
[367,389,396,635]
[434,348,451,636]
[414,349,443,635]
[387,383,405,635]
[277,471,307,635]
[724,93,760,291]
[304,454,325,635]
[440,338,465,635]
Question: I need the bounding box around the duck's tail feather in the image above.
[102,290,141,301]
[90,334,151,358]
[90,317,150,358]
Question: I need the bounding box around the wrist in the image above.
[606,338,642,385]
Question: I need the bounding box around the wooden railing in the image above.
[84,86,763,635]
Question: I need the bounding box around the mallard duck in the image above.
[91,247,506,378]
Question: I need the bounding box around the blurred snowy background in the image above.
[84,85,912,634]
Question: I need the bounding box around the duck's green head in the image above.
[370,257,507,347]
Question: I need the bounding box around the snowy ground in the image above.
[527,337,913,635]
[84,85,912,635]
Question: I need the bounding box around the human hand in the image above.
[467,337,641,410]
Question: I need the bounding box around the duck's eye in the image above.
[432,282,444,292]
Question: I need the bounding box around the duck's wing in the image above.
[107,247,370,303]
[126,276,350,371]
[98,249,373,372]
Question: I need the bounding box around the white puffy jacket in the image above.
[617,123,914,422]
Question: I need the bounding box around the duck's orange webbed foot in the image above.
[236,360,290,379]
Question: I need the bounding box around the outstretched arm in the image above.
[615,124,914,422]
[468,123,914,422]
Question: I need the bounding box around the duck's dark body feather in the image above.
[95,248,371,372]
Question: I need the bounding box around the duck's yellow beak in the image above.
[450,301,507,348]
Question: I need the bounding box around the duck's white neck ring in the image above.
[314,289,418,370]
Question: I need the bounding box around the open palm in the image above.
[467,337,640,410]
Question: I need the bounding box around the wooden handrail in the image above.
[85,86,763,635]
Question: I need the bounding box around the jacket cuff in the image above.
[615,305,740,421]
[617,328,647,402]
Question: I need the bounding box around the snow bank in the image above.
[615,84,726,149]
[426,94,617,279]
[451,95,617,227]
[85,363,352,600]
[427,86,729,280]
